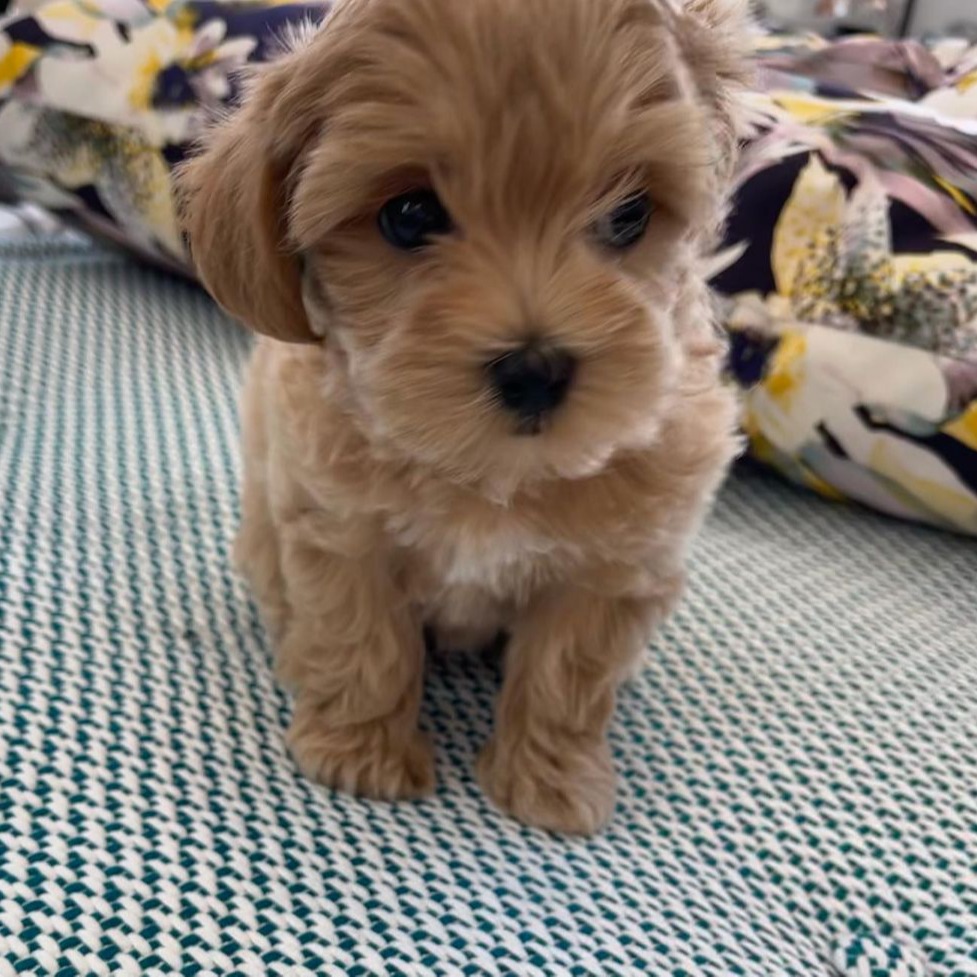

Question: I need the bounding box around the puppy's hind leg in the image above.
[235,348,290,643]
[235,473,290,644]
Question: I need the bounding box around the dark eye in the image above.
[594,192,655,249]
[378,189,452,251]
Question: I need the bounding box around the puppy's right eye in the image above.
[593,192,655,250]
[378,190,453,251]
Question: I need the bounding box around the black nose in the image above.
[487,343,576,426]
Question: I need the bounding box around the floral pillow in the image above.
[1,4,976,534]
[0,0,329,269]
[714,38,977,535]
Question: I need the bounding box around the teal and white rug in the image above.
[1,237,975,976]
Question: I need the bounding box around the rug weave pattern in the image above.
[1,240,975,976]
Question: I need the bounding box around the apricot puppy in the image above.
[180,0,750,834]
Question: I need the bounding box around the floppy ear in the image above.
[178,55,321,343]
[673,0,754,175]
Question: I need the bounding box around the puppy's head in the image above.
[180,0,751,493]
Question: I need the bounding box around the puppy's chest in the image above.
[386,499,577,600]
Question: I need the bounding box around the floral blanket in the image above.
[0,0,327,268]
[718,34,977,534]
[1,4,976,533]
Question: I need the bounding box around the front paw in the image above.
[288,704,435,800]
[477,733,617,835]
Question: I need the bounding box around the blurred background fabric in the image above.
[1,0,976,533]
[760,0,976,39]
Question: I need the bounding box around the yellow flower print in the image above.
[944,403,977,454]
[0,38,41,93]
[959,70,977,94]
[763,331,807,411]
[760,156,977,361]
[771,92,854,128]
[771,155,846,299]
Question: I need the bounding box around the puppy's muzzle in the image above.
[486,342,576,434]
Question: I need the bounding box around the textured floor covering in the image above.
[1,238,976,976]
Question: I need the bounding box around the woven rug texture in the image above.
[0,238,975,976]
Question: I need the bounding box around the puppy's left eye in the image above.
[378,189,453,251]
[594,192,655,249]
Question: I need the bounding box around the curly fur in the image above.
[179,0,751,834]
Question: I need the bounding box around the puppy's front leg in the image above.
[276,523,434,800]
[479,577,682,834]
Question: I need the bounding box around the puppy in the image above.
[180,0,751,834]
